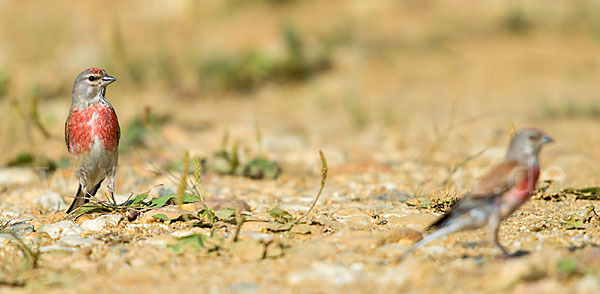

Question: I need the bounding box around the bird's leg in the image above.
[488,203,511,258]
[107,172,116,206]
[74,182,82,201]
[79,176,91,202]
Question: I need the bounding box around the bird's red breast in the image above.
[507,166,540,203]
[67,104,119,155]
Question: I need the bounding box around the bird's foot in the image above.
[499,250,530,259]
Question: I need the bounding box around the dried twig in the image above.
[232,210,245,242]
[439,147,487,187]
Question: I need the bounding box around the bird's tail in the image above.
[397,223,462,262]
[66,180,103,214]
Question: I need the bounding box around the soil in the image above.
[1,1,600,293]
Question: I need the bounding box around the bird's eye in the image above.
[88,76,96,81]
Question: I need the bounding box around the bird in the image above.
[64,68,120,213]
[401,128,553,259]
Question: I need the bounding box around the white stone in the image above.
[0,234,12,248]
[278,202,310,213]
[245,232,273,241]
[39,220,82,239]
[81,214,123,232]
[59,235,101,247]
[39,244,77,252]
[140,235,172,248]
[170,228,209,238]
[287,262,363,286]
[124,223,169,235]
[575,276,600,294]
[1,210,21,218]
[376,264,412,286]
[34,192,67,210]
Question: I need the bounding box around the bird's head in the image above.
[72,68,116,104]
[506,127,553,164]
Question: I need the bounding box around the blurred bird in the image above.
[65,68,120,213]
[401,128,553,258]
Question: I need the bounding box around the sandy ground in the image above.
[1,1,600,293]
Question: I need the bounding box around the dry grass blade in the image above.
[295,150,328,224]
[221,128,230,150]
[132,147,180,186]
[177,151,190,222]
[439,147,487,188]
[254,120,263,154]
[29,93,50,139]
[177,151,190,208]
[189,156,215,225]
[192,156,206,202]
[508,122,516,139]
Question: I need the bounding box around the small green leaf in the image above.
[242,215,264,222]
[268,207,295,224]
[7,153,35,167]
[183,193,200,203]
[556,258,578,275]
[214,208,235,221]
[563,216,586,230]
[168,234,206,253]
[130,194,148,206]
[563,187,600,200]
[573,187,600,194]
[243,157,281,180]
[152,214,171,221]
[149,195,176,208]
[198,206,217,223]
[77,205,110,214]
[149,193,199,208]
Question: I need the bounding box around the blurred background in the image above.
[3,2,600,292]
[1,0,600,197]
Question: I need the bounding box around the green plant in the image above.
[0,229,41,270]
[562,216,585,230]
[119,107,171,153]
[208,129,280,179]
[0,70,9,100]
[342,95,368,130]
[541,101,600,120]
[196,26,331,92]
[501,5,532,34]
[556,258,579,276]
[267,150,328,232]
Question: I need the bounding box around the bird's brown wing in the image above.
[64,113,71,152]
[115,111,120,144]
[468,160,527,198]
[429,160,527,229]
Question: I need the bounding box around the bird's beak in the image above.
[101,75,117,85]
[541,135,554,144]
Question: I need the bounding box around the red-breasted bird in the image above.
[402,128,553,258]
[65,68,120,213]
